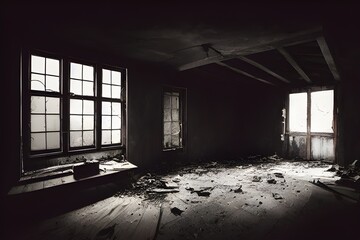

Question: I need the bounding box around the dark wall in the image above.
[323,16,360,166]
[127,67,285,168]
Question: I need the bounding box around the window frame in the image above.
[22,49,126,167]
[99,65,126,148]
[162,86,186,151]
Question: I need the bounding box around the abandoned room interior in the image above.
[1,2,360,240]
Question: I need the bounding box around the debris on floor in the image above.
[274,172,284,178]
[267,178,277,184]
[170,207,184,216]
[272,193,283,200]
[253,176,262,182]
[234,186,243,193]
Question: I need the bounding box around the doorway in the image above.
[287,89,335,162]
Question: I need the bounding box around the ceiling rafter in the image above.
[216,62,276,86]
[317,36,340,81]
[276,47,312,83]
[237,56,291,84]
[177,28,323,71]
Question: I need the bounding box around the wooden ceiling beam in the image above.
[237,56,291,84]
[177,27,322,71]
[277,47,312,83]
[317,36,340,81]
[216,62,276,86]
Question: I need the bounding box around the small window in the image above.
[163,90,183,150]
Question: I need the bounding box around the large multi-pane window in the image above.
[26,52,125,159]
[163,89,184,150]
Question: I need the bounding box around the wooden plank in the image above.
[277,47,312,83]
[215,61,276,86]
[237,56,291,83]
[22,181,44,193]
[8,184,26,195]
[43,177,63,189]
[317,36,340,81]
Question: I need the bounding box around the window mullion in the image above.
[63,59,70,153]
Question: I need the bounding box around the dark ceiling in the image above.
[2,2,357,87]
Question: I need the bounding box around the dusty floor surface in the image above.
[6,160,360,240]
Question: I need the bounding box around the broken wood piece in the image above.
[164,182,179,189]
[147,188,179,193]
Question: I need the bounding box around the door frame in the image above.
[285,85,337,161]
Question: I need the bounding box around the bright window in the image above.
[289,92,307,132]
[163,90,183,149]
[26,53,126,159]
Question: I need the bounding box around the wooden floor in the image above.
[4,161,360,240]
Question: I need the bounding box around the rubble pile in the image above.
[333,160,360,190]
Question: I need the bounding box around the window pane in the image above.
[112,85,121,99]
[112,71,121,85]
[70,115,82,130]
[172,135,180,147]
[70,99,82,114]
[102,84,111,98]
[83,81,94,96]
[46,97,60,114]
[70,131,82,147]
[47,132,60,149]
[70,79,82,95]
[70,63,82,79]
[83,100,94,114]
[164,122,171,135]
[102,102,111,115]
[31,55,45,74]
[164,94,171,108]
[102,116,111,129]
[102,130,111,145]
[31,74,45,91]
[311,90,334,133]
[289,92,307,132]
[164,108,171,121]
[83,65,94,81]
[103,69,111,84]
[164,135,171,148]
[112,116,121,129]
[31,96,45,113]
[31,115,45,132]
[172,96,179,109]
[171,122,180,135]
[46,58,59,76]
[46,115,60,131]
[31,133,46,150]
[172,109,179,121]
[83,116,94,130]
[83,131,94,146]
[112,130,121,144]
[112,102,121,115]
[46,76,59,92]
